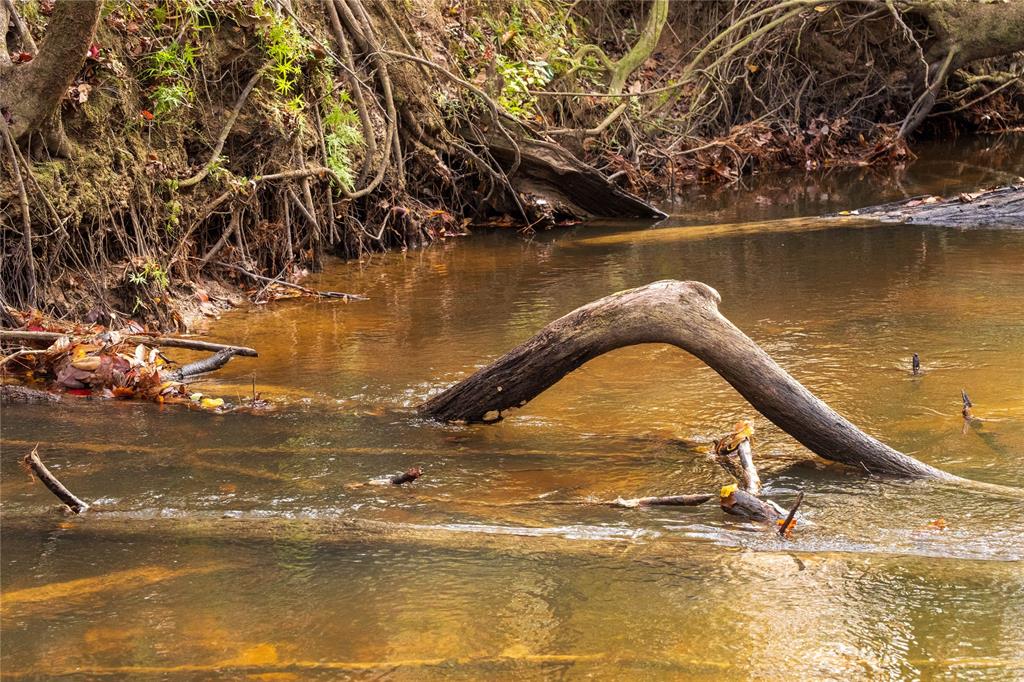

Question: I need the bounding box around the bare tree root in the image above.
[178,68,265,189]
[0,115,36,304]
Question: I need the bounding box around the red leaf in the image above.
[141,109,154,121]
[67,388,93,397]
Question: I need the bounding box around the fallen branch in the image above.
[172,348,238,380]
[419,280,956,480]
[0,348,38,368]
[22,446,89,513]
[0,330,258,357]
[219,262,368,301]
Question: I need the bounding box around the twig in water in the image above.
[22,446,89,513]
[778,490,804,538]
[218,262,367,301]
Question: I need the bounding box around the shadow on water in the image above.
[3,134,1023,678]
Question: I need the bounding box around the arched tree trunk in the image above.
[419,280,957,480]
[0,0,101,153]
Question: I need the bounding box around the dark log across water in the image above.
[850,184,1024,228]
[419,280,957,480]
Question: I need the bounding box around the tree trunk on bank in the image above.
[487,136,666,219]
[914,0,1024,66]
[0,0,101,153]
[419,280,956,480]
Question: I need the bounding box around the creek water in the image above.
[2,136,1023,679]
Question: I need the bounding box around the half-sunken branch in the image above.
[22,446,89,513]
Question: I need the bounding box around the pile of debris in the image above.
[1,310,256,407]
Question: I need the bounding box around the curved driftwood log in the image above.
[420,280,955,480]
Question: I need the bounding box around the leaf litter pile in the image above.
[1,312,261,412]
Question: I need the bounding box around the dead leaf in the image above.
[70,356,101,371]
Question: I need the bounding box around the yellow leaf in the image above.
[71,356,101,371]
[746,63,759,74]
[720,483,738,498]
[733,420,754,439]
[200,397,224,409]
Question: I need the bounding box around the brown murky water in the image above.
[3,136,1024,679]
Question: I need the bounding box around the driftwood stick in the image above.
[419,280,956,480]
[22,446,89,513]
[0,330,258,357]
[778,490,804,537]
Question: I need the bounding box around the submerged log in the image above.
[1,384,61,403]
[611,494,713,508]
[419,280,955,480]
[850,184,1024,228]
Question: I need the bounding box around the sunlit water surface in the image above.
[3,136,1024,679]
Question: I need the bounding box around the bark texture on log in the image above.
[487,137,666,219]
[419,280,955,480]
[854,185,1024,228]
